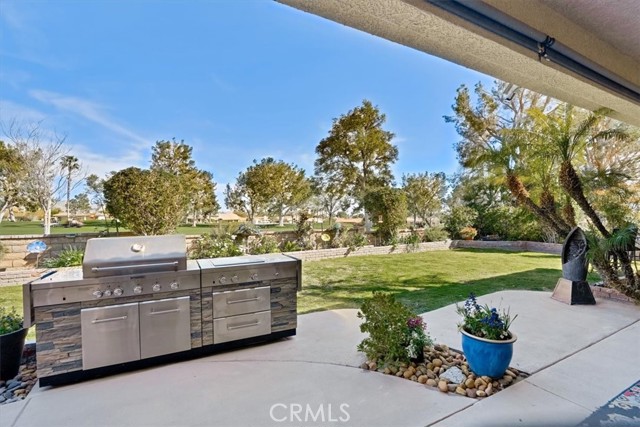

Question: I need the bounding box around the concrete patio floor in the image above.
[1,290,639,427]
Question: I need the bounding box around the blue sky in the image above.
[0,0,493,204]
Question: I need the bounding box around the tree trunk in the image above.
[44,199,52,235]
[559,161,609,237]
[66,174,71,224]
[506,172,570,236]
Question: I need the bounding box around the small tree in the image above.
[60,155,84,224]
[363,187,407,244]
[402,172,446,227]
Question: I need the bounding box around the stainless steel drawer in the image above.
[139,296,191,359]
[81,302,140,370]
[212,286,270,318]
[213,310,271,344]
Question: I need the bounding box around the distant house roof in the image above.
[336,218,363,224]
[213,212,245,221]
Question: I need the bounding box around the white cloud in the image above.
[29,89,150,147]
[70,143,146,180]
[0,99,47,123]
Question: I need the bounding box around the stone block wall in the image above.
[451,239,562,254]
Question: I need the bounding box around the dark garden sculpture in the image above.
[552,227,596,305]
[561,227,589,281]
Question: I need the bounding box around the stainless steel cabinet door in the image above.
[139,296,191,359]
[81,302,141,370]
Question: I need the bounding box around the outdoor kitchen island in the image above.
[24,235,301,386]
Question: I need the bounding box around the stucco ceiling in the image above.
[277,0,640,127]
[539,0,640,61]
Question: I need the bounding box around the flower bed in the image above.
[360,343,528,398]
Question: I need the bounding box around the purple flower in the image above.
[407,316,425,330]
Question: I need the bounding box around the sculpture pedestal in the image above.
[551,278,596,305]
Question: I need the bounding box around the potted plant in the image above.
[459,226,477,240]
[456,294,517,378]
[0,306,28,381]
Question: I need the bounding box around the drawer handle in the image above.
[150,308,181,315]
[227,297,260,305]
[227,320,259,330]
[92,315,127,324]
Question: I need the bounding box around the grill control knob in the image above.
[103,289,113,297]
[133,285,143,294]
[250,273,258,281]
[113,288,124,296]
[219,276,227,284]
[92,290,103,299]
[153,284,162,292]
[170,281,179,290]
[232,275,239,283]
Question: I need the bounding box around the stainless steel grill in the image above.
[24,235,301,386]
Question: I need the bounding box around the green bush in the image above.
[422,227,448,242]
[247,235,280,255]
[442,205,477,239]
[189,233,243,259]
[280,240,301,252]
[342,231,369,252]
[43,247,84,268]
[357,292,432,364]
[0,306,23,335]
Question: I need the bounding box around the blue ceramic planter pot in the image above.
[461,329,517,378]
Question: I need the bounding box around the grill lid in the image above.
[82,235,187,278]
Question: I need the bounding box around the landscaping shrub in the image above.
[422,226,448,242]
[357,292,432,364]
[280,240,301,252]
[43,247,84,268]
[342,230,369,252]
[293,212,314,250]
[247,235,280,255]
[189,233,243,259]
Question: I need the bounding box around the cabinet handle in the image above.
[227,297,259,305]
[92,315,127,324]
[150,308,181,315]
[227,321,259,330]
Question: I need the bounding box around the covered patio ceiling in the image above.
[277,0,640,127]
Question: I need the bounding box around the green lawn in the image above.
[299,248,597,314]
[1,248,587,342]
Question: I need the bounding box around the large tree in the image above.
[315,100,398,229]
[402,172,446,227]
[86,174,109,228]
[530,105,637,293]
[103,167,188,235]
[4,121,69,235]
[151,139,218,225]
[0,140,26,223]
[68,193,91,216]
[445,82,571,237]
[446,81,639,298]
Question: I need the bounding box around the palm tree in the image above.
[60,155,79,224]
[535,105,637,293]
